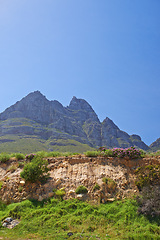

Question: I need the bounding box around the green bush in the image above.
[17,161,24,168]
[137,185,160,218]
[25,153,36,161]
[11,153,25,160]
[102,177,108,184]
[93,183,100,192]
[0,153,10,162]
[20,156,49,183]
[103,149,115,157]
[135,164,160,190]
[55,189,66,200]
[102,177,117,192]
[35,151,48,158]
[75,185,88,194]
[46,151,61,157]
[18,186,23,193]
[84,151,99,157]
[99,147,143,159]
[0,181,3,190]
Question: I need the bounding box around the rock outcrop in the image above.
[150,138,160,152]
[0,91,149,152]
[0,155,159,203]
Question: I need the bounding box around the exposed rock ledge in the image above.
[0,156,160,204]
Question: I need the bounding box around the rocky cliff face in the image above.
[0,91,149,152]
[150,138,160,152]
[1,155,159,203]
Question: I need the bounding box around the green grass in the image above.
[0,135,95,154]
[0,198,159,240]
[0,136,48,153]
[46,139,95,153]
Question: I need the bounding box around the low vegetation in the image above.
[20,156,49,183]
[0,198,160,240]
[0,153,10,163]
[75,185,88,194]
[135,164,160,219]
[85,147,146,159]
[93,183,100,192]
[0,147,160,164]
[0,147,160,239]
[135,164,160,190]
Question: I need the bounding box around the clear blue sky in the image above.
[0,0,160,146]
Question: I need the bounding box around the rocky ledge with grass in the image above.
[0,150,160,204]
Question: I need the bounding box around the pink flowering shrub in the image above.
[99,147,143,159]
[111,147,141,159]
[25,153,36,161]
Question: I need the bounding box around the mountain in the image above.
[149,138,160,152]
[0,91,149,153]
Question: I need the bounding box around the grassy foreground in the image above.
[0,198,160,240]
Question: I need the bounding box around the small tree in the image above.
[20,156,49,183]
[75,185,88,194]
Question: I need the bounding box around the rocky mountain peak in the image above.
[22,91,48,103]
[69,96,94,111]
[102,117,119,130]
[0,91,152,151]
[68,96,100,124]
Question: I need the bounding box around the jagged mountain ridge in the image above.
[0,91,149,152]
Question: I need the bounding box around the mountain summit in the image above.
[0,91,149,153]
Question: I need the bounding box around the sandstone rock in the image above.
[68,189,75,195]
[55,178,62,185]
[19,180,25,186]
[76,194,84,200]
[1,155,158,203]
[38,195,43,201]
[107,198,115,202]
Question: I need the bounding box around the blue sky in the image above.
[0,0,160,146]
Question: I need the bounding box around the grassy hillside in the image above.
[0,135,95,154]
[0,198,159,240]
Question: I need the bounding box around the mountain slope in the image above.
[0,91,149,153]
[150,138,160,152]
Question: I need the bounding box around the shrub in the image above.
[94,147,143,159]
[102,177,108,184]
[46,151,61,157]
[135,164,160,191]
[25,153,36,161]
[107,178,117,193]
[93,183,100,192]
[17,161,24,168]
[135,164,160,219]
[102,177,117,192]
[20,156,49,183]
[35,151,47,158]
[0,181,3,190]
[7,164,17,173]
[11,153,25,160]
[75,185,88,194]
[155,150,160,156]
[84,151,99,157]
[55,189,66,200]
[18,186,23,193]
[111,147,142,159]
[137,185,160,218]
[0,153,10,163]
[104,149,115,157]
